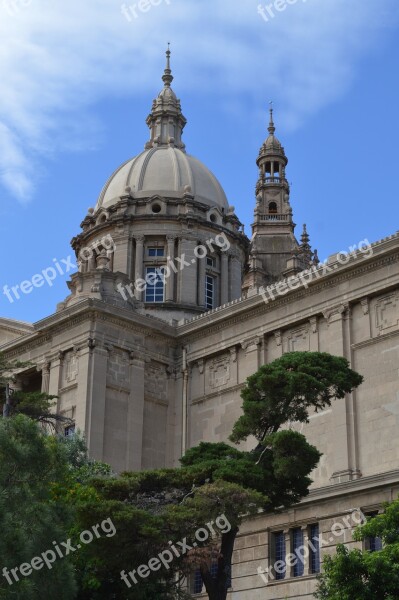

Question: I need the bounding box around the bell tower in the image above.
[244,106,317,290]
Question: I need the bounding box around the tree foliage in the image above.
[315,497,399,600]
[0,415,77,600]
[230,351,363,444]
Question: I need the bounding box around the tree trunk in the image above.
[201,527,238,600]
[2,383,11,417]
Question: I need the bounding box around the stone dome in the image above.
[96,146,229,211]
[264,134,283,152]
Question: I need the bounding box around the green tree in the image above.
[81,351,363,600]
[315,497,399,600]
[0,415,77,599]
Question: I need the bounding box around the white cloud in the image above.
[0,0,397,202]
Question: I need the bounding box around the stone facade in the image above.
[1,51,399,599]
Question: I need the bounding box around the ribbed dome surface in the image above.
[96,146,229,210]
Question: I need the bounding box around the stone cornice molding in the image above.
[191,382,244,405]
[351,328,399,350]
[1,300,177,359]
[178,250,399,344]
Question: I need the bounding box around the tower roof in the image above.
[257,106,287,164]
[145,45,187,152]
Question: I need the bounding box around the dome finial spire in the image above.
[162,42,173,87]
[268,100,276,135]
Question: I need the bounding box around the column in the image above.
[178,236,198,306]
[197,241,206,308]
[220,251,229,305]
[134,235,145,301]
[49,353,62,397]
[112,233,132,276]
[75,340,107,462]
[230,251,242,300]
[240,337,261,379]
[309,317,319,351]
[166,235,176,302]
[283,529,291,578]
[40,361,51,394]
[323,304,354,482]
[126,353,145,471]
[50,352,63,419]
[302,526,311,576]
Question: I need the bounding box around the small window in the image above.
[145,267,165,303]
[206,275,215,310]
[269,202,277,214]
[209,213,217,223]
[309,524,320,573]
[206,256,215,267]
[365,513,383,552]
[273,531,286,580]
[148,248,165,257]
[292,528,304,577]
[192,568,203,594]
[191,562,229,594]
[64,424,75,438]
[151,203,161,214]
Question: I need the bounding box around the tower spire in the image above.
[145,44,187,151]
[162,43,173,88]
[268,101,276,135]
[301,223,310,247]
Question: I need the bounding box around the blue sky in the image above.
[1,0,399,323]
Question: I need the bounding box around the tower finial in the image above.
[268,100,276,135]
[162,43,173,87]
[301,224,310,247]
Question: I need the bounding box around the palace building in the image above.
[1,50,399,599]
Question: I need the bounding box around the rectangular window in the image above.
[368,536,383,552]
[206,275,215,310]
[148,247,164,257]
[309,524,320,573]
[192,568,203,594]
[292,528,304,577]
[274,531,286,580]
[64,424,75,437]
[191,562,229,594]
[145,267,165,303]
[206,256,215,267]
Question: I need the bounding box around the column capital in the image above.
[322,302,350,324]
[134,235,145,243]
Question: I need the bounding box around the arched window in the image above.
[269,202,277,214]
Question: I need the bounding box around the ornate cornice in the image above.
[178,250,399,344]
[191,382,244,405]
